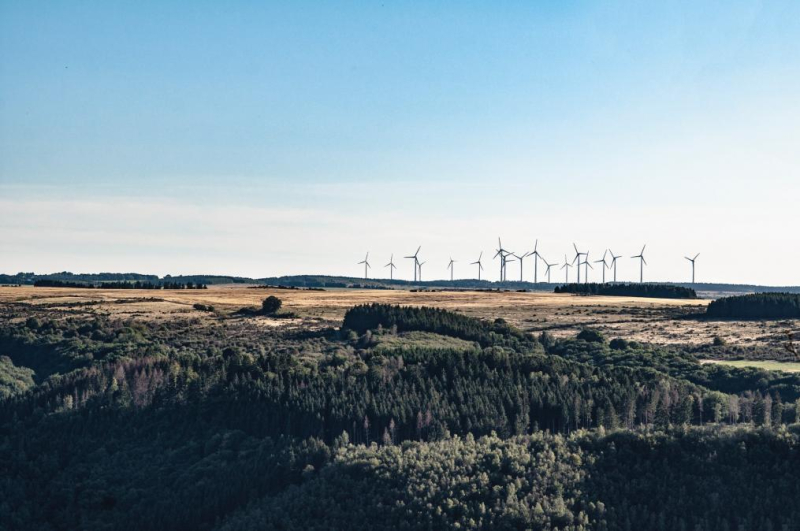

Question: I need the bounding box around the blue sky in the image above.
[1,1,799,284]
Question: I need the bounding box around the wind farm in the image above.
[356,238,704,288]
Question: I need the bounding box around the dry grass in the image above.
[700,359,800,373]
[1,285,797,347]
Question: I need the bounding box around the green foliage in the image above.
[343,304,538,351]
[0,355,35,398]
[706,292,800,319]
[577,329,606,344]
[3,301,800,530]
[609,338,628,350]
[555,282,698,299]
[219,429,800,531]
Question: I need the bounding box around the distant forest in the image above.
[33,279,208,290]
[4,271,800,294]
[1,272,253,286]
[706,292,800,319]
[554,282,698,299]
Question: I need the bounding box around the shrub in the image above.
[261,296,283,315]
[577,328,606,344]
[713,335,727,347]
[610,338,629,350]
[539,331,555,349]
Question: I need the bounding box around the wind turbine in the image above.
[572,243,586,284]
[384,254,397,280]
[584,255,594,283]
[512,251,531,282]
[447,257,456,281]
[583,250,591,283]
[543,258,558,283]
[504,255,516,281]
[529,239,542,283]
[631,245,647,283]
[418,261,427,281]
[608,250,621,282]
[471,252,484,280]
[494,238,513,282]
[685,253,700,284]
[560,254,573,283]
[358,253,371,280]
[594,250,610,283]
[405,246,421,282]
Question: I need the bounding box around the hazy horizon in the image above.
[2,2,799,285]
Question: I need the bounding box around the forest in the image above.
[706,292,800,319]
[1,301,800,530]
[554,282,698,299]
[33,279,208,289]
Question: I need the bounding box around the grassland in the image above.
[700,359,800,373]
[1,284,798,351]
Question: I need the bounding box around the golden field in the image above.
[2,284,797,348]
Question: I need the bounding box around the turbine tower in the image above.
[384,254,397,280]
[594,250,610,283]
[608,250,621,282]
[530,239,542,283]
[685,253,700,284]
[471,252,484,280]
[560,254,573,283]
[494,238,513,282]
[512,252,531,282]
[404,246,421,282]
[418,261,426,281]
[584,255,594,283]
[447,257,456,282]
[583,250,591,283]
[631,245,647,283]
[543,258,558,283]
[358,252,371,280]
[571,243,586,284]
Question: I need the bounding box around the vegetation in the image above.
[706,292,800,319]
[2,301,800,530]
[554,282,698,299]
[700,359,800,373]
[2,271,252,286]
[261,296,283,314]
[34,279,208,289]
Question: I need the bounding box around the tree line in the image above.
[34,279,208,289]
[554,282,698,299]
[706,292,800,319]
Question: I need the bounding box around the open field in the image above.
[2,284,798,348]
[700,359,800,373]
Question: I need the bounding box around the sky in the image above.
[1,1,799,285]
